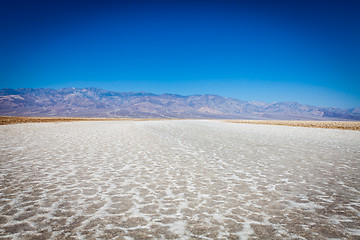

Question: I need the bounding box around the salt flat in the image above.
[0,120,359,239]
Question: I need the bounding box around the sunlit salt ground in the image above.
[0,120,359,239]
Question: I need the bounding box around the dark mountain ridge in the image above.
[0,87,359,120]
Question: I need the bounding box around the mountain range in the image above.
[0,88,359,120]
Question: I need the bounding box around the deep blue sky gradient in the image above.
[1,0,359,108]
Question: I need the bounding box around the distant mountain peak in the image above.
[0,87,359,120]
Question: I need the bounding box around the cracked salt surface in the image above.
[1,120,360,239]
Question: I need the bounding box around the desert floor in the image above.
[0,120,359,239]
[1,116,360,131]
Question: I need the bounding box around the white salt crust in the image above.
[0,120,359,239]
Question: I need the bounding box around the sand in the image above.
[225,120,360,131]
[0,117,132,125]
[0,120,359,239]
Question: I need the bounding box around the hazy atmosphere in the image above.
[1,0,360,108]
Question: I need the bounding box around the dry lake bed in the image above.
[0,120,359,239]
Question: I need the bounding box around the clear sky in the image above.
[1,0,359,108]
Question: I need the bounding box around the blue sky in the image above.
[1,0,359,108]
